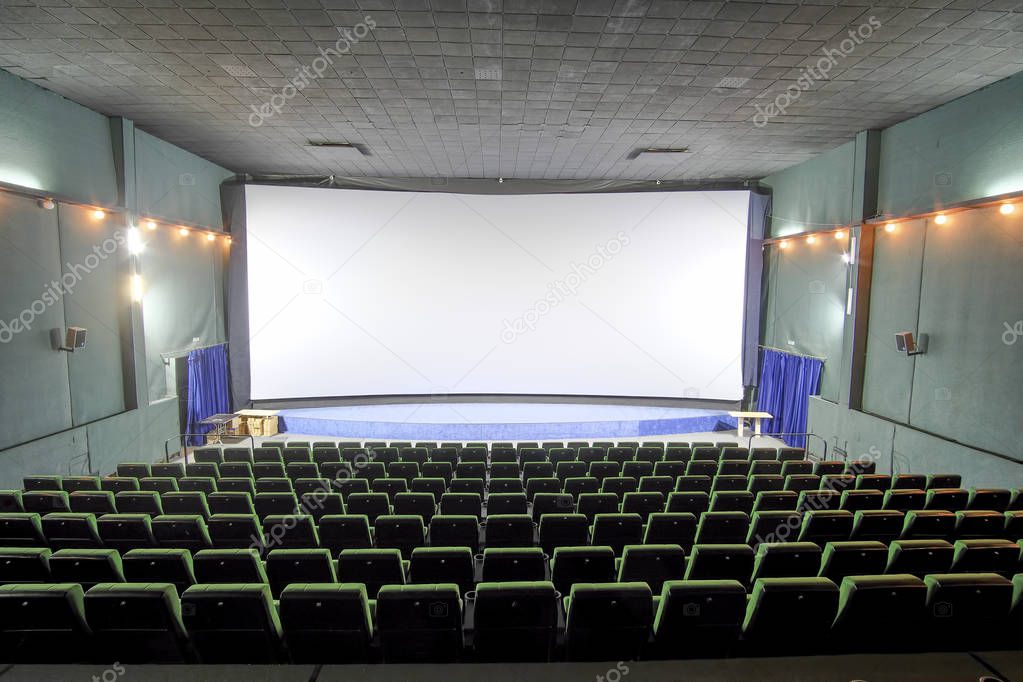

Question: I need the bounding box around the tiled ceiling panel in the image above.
[1,0,1021,181]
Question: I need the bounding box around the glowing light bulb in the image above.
[934,214,947,225]
[144,219,157,230]
[179,227,189,237]
[91,209,105,220]
[206,233,215,242]
[1000,203,1015,215]
[834,230,845,240]
[884,223,896,233]
[806,234,816,244]
[779,240,789,250]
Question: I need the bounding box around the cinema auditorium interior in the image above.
[0,1,1022,680]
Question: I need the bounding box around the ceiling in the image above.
[2,0,1022,182]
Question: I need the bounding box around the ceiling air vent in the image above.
[474,67,501,80]
[716,76,749,89]
[629,148,691,163]
[305,141,370,159]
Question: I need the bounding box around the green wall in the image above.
[762,72,1023,487]
[0,71,233,488]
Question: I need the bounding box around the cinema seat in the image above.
[923,573,1013,649]
[347,492,392,523]
[0,583,91,662]
[335,478,370,499]
[886,539,954,577]
[439,492,482,519]
[181,583,285,662]
[685,544,754,585]
[393,491,437,521]
[747,510,802,547]
[741,577,839,654]
[267,548,337,597]
[208,491,255,516]
[955,510,1005,539]
[101,477,140,494]
[550,546,615,594]
[950,539,1020,577]
[318,515,373,556]
[831,574,927,652]
[0,547,51,585]
[652,579,746,658]
[162,491,211,519]
[883,489,926,512]
[695,511,749,545]
[576,493,619,522]
[61,476,100,493]
[666,492,707,515]
[925,488,969,512]
[797,489,840,512]
[752,490,797,511]
[748,475,785,495]
[255,477,293,494]
[481,547,547,582]
[429,515,480,553]
[179,477,217,495]
[927,474,963,490]
[122,548,196,593]
[798,510,854,544]
[117,463,151,479]
[850,510,904,543]
[338,548,406,597]
[818,541,888,583]
[193,548,267,584]
[217,478,256,496]
[378,583,463,662]
[840,489,884,512]
[751,542,822,582]
[207,513,262,551]
[591,513,644,555]
[897,510,955,540]
[473,581,558,662]
[152,514,212,553]
[409,547,474,594]
[564,582,653,661]
[23,490,70,514]
[375,515,426,557]
[151,463,185,480]
[41,512,102,549]
[97,513,156,552]
[68,490,116,515]
[892,474,926,490]
[618,544,686,592]
[84,583,191,662]
[49,548,125,589]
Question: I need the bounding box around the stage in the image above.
[277,402,740,441]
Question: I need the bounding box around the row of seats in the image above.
[5,506,1023,559]
[4,536,1021,597]
[2,570,1022,664]
[190,444,820,467]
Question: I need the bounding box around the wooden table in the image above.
[728,411,773,438]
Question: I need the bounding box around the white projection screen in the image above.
[245,185,751,401]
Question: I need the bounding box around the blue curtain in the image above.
[186,344,231,446]
[756,349,824,448]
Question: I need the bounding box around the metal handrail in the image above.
[745,432,829,460]
[164,434,255,462]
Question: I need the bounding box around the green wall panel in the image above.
[893,426,1023,489]
[760,141,855,238]
[909,206,1023,460]
[0,192,73,449]
[85,397,180,475]
[135,129,233,229]
[58,203,129,424]
[762,237,848,401]
[141,227,226,401]
[878,72,1023,218]
[861,219,926,423]
[0,70,118,205]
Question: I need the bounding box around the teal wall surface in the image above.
[0,71,233,488]
[762,72,1023,487]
